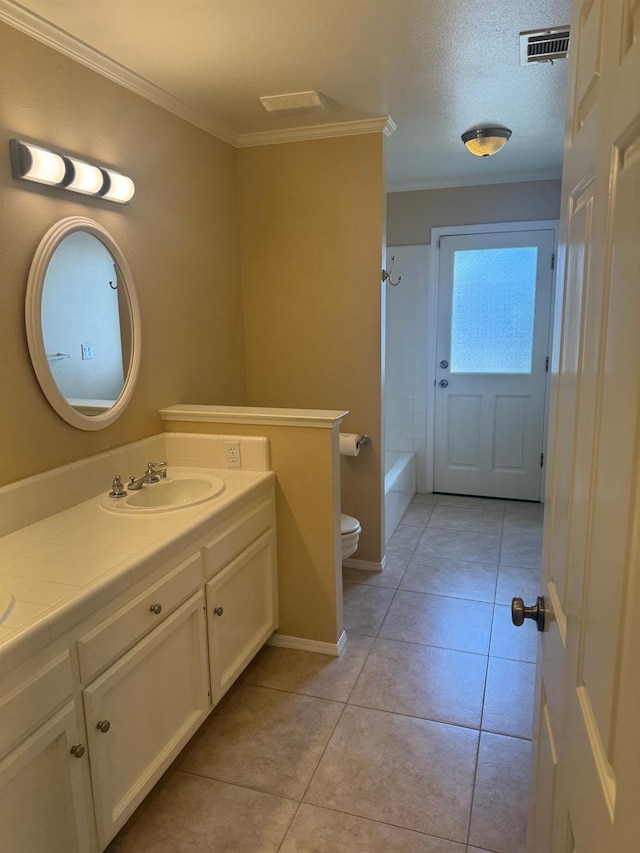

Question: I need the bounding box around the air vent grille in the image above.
[520,27,570,64]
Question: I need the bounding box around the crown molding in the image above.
[386,168,563,193]
[0,0,238,145]
[1,2,395,151]
[237,116,396,148]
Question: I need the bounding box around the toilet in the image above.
[341,513,362,561]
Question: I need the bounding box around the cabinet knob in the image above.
[70,743,86,758]
[213,606,224,616]
[97,719,111,733]
[149,603,163,615]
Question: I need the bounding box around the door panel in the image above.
[528,0,640,849]
[447,395,481,467]
[493,396,528,470]
[434,229,554,500]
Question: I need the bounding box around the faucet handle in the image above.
[109,475,127,498]
[147,461,167,472]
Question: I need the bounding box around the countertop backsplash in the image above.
[0,432,270,538]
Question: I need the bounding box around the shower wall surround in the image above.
[385,244,430,492]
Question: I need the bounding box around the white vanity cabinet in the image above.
[206,530,277,704]
[83,592,209,848]
[0,700,95,853]
[0,652,95,852]
[0,476,277,853]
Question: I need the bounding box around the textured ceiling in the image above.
[1,0,571,190]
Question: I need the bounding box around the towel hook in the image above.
[381,255,402,287]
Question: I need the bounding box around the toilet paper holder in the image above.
[358,435,371,447]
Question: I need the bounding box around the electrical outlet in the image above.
[226,441,241,468]
[81,342,94,360]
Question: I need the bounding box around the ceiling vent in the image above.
[520,27,570,64]
[259,90,340,115]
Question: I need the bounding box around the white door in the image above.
[434,228,555,500]
[524,0,640,849]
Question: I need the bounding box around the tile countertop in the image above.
[0,467,274,673]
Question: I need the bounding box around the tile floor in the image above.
[108,493,543,853]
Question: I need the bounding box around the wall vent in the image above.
[520,27,570,64]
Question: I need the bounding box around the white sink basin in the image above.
[102,472,225,514]
[0,580,15,626]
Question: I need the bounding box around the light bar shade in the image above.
[9,139,135,204]
[101,169,136,203]
[17,142,66,185]
[461,127,512,157]
[65,157,105,194]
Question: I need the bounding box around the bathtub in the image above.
[385,451,416,542]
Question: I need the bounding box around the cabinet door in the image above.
[207,529,277,704]
[83,592,209,849]
[0,701,95,853]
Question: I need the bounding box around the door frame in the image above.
[425,219,560,496]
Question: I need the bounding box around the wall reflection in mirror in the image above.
[42,232,131,415]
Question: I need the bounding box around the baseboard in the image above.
[268,630,347,657]
[342,555,386,573]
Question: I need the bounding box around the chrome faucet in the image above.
[128,461,167,491]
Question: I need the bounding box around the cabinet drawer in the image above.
[0,652,74,759]
[77,550,202,682]
[204,498,273,578]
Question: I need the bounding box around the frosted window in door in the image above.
[450,247,538,373]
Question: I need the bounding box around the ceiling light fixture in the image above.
[461,127,512,157]
[9,139,135,204]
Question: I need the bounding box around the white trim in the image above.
[386,170,563,194]
[426,219,560,493]
[159,404,349,429]
[341,556,385,573]
[237,116,396,148]
[268,630,347,657]
[0,1,237,145]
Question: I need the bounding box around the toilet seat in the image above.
[340,513,362,561]
[341,513,361,536]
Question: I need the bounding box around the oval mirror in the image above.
[25,217,141,430]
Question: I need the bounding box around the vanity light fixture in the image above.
[9,139,135,204]
[461,127,512,157]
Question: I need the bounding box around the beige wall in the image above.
[0,23,245,486]
[387,179,562,245]
[164,420,343,645]
[237,137,386,563]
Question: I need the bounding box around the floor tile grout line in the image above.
[296,694,350,805]
[280,798,472,849]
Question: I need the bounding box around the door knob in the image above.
[439,379,449,388]
[512,596,546,631]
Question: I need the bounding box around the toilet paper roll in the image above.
[339,433,362,457]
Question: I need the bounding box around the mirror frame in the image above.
[25,216,142,430]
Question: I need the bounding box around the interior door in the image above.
[434,228,555,500]
[523,0,640,849]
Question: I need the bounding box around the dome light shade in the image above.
[461,127,512,157]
